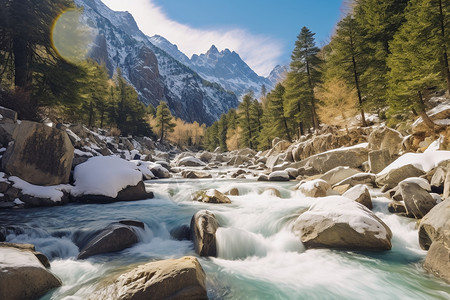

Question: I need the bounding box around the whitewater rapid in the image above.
[1,178,449,299]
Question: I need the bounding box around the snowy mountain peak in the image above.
[207,45,220,56]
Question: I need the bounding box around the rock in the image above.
[296,179,332,198]
[76,181,154,204]
[0,106,18,122]
[1,121,74,185]
[388,201,407,215]
[412,106,450,133]
[343,184,373,210]
[399,177,431,191]
[369,149,395,174]
[418,200,450,282]
[190,210,218,257]
[182,170,212,179]
[0,242,50,268]
[297,146,369,174]
[0,245,61,300]
[236,148,256,157]
[444,171,450,199]
[293,197,392,251]
[262,187,281,197]
[375,164,425,189]
[368,126,403,157]
[319,166,361,186]
[177,156,206,167]
[192,189,231,204]
[198,151,213,163]
[170,225,191,241]
[335,173,376,187]
[224,188,239,196]
[333,184,352,195]
[231,169,246,178]
[268,170,290,181]
[149,163,170,179]
[257,174,269,181]
[285,168,299,179]
[228,155,252,166]
[78,221,143,259]
[399,182,436,219]
[430,166,446,193]
[90,256,207,300]
[271,137,282,148]
[298,166,319,176]
[266,140,292,157]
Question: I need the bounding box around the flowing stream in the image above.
[1,178,449,299]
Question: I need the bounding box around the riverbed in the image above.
[1,178,449,299]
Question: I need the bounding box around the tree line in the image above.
[205,0,449,151]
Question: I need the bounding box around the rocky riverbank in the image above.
[1,100,450,298]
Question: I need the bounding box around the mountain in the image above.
[267,65,288,86]
[74,0,238,125]
[149,35,274,98]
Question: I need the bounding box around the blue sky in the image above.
[103,0,344,76]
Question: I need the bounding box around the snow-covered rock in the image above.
[296,179,332,198]
[293,196,392,250]
[343,184,373,210]
[268,170,290,181]
[320,166,361,186]
[177,156,207,167]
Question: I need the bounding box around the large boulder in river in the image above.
[182,170,212,179]
[78,221,144,259]
[398,181,436,218]
[376,164,425,189]
[90,256,207,300]
[190,210,219,257]
[368,126,403,157]
[268,170,290,181]
[297,145,369,174]
[0,244,61,300]
[296,179,332,198]
[71,156,153,203]
[177,156,206,167]
[293,196,392,251]
[343,184,373,210]
[418,200,450,283]
[192,189,231,204]
[1,121,74,185]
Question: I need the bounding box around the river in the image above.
[1,178,449,299]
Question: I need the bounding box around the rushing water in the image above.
[1,178,449,299]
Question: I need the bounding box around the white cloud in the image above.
[101,0,282,76]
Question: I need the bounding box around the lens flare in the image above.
[51,9,95,64]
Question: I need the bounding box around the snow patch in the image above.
[378,151,450,176]
[10,176,71,202]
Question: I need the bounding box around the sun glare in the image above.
[51,9,95,64]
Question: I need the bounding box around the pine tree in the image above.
[387,0,449,128]
[327,15,368,126]
[261,83,291,145]
[155,101,176,142]
[284,70,311,138]
[238,91,259,149]
[217,114,228,152]
[287,26,322,129]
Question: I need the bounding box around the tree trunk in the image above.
[417,91,435,130]
[438,0,450,93]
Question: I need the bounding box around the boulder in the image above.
[78,221,144,259]
[236,148,256,157]
[368,126,403,157]
[75,181,154,204]
[224,188,239,196]
[376,164,425,189]
[170,225,191,241]
[90,256,207,300]
[285,167,299,179]
[257,174,269,181]
[190,210,218,257]
[198,151,213,163]
[388,201,408,215]
[1,121,74,185]
[192,189,231,204]
[268,170,290,181]
[297,145,369,174]
[335,173,376,187]
[399,182,436,219]
[266,140,292,157]
[293,197,392,250]
[149,163,170,179]
[262,187,281,197]
[182,170,212,179]
[0,106,18,122]
[0,244,61,300]
[296,179,332,198]
[343,184,373,210]
[177,156,206,167]
[228,155,252,166]
[369,149,395,174]
[319,166,361,186]
[418,199,450,282]
[430,166,446,193]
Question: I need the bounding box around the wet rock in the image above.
[192,189,231,204]
[170,225,191,241]
[190,210,218,257]
[257,174,269,181]
[388,201,408,215]
[1,121,74,185]
[90,256,207,300]
[0,244,61,300]
[224,188,239,196]
[78,221,143,259]
[293,197,392,251]
[418,200,450,283]
[399,182,436,219]
[262,187,281,197]
[343,184,373,210]
[75,181,154,204]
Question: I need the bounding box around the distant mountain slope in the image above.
[149,34,276,98]
[75,0,238,125]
